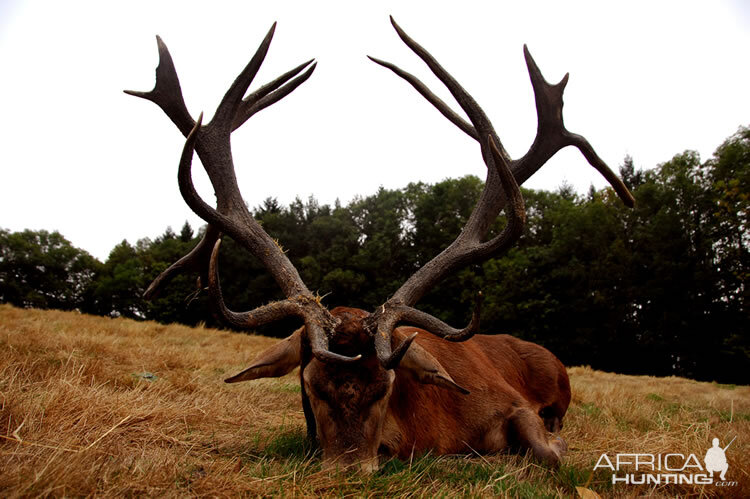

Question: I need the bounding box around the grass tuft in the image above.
[646,392,665,402]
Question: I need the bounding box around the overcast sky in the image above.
[1,1,748,260]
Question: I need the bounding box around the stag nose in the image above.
[358,457,379,474]
[322,455,379,474]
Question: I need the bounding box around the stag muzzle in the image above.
[322,451,380,473]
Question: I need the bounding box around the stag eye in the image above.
[305,382,324,402]
[303,374,337,406]
[362,382,388,405]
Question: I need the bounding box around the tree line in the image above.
[1,127,747,383]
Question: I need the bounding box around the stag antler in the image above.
[125,27,316,300]
[367,17,635,368]
[126,25,357,363]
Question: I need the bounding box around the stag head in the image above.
[126,18,633,471]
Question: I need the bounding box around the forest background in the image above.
[1,127,747,384]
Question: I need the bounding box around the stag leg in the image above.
[510,407,566,467]
[300,374,318,444]
[539,406,564,433]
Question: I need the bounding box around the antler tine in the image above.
[377,331,419,370]
[208,239,303,327]
[387,16,505,157]
[124,35,195,136]
[515,45,635,207]
[367,56,478,141]
[567,132,635,207]
[308,321,364,364]
[211,23,277,130]
[143,225,220,299]
[127,34,208,301]
[232,59,317,131]
[371,19,524,301]
[208,239,361,364]
[398,291,483,343]
[373,21,634,208]
[371,16,518,256]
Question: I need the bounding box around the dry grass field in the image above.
[1,304,747,497]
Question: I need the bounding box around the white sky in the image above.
[1,1,748,261]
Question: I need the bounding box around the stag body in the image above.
[382,331,570,460]
[127,18,632,473]
[229,306,570,470]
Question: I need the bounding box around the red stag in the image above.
[126,18,634,472]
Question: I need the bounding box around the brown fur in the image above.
[227,306,571,470]
[383,326,570,461]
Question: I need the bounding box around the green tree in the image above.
[85,240,146,318]
[706,126,749,311]
[12,125,735,382]
[179,221,194,242]
[348,187,413,307]
[0,229,100,310]
[401,176,485,326]
[703,126,749,379]
[139,228,212,326]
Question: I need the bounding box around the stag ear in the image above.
[225,328,302,383]
[394,329,470,395]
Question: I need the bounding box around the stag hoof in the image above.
[550,436,568,459]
